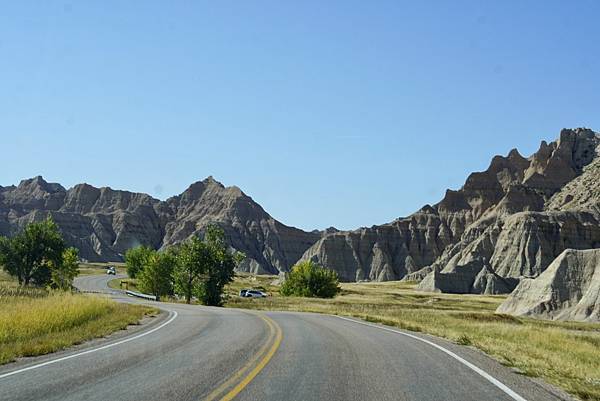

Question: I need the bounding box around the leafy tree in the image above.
[201,225,242,306]
[137,250,175,299]
[280,260,340,298]
[173,225,243,305]
[125,246,154,279]
[0,218,65,286]
[51,247,80,290]
[173,237,211,304]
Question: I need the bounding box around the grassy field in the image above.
[78,262,126,276]
[0,271,156,365]
[108,277,138,291]
[226,274,600,401]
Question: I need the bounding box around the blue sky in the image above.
[1,1,599,231]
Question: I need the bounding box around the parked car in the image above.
[106,266,116,275]
[241,289,267,298]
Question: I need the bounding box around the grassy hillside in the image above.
[226,275,600,401]
[0,272,156,365]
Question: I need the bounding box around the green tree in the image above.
[173,237,210,304]
[173,225,243,305]
[0,218,65,286]
[137,251,175,299]
[201,225,241,306]
[51,247,80,290]
[125,245,154,279]
[280,260,340,298]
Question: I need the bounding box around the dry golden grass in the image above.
[226,276,600,401]
[0,284,156,365]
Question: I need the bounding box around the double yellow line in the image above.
[203,313,283,401]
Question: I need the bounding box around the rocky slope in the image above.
[0,176,320,274]
[300,128,600,292]
[496,248,600,322]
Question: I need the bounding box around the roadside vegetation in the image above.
[108,277,138,291]
[0,218,79,288]
[0,284,155,365]
[0,220,156,365]
[280,261,340,298]
[124,225,243,306]
[124,245,154,279]
[226,276,600,401]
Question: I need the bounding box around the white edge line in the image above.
[334,315,527,401]
[0,310,178,380]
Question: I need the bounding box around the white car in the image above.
[240,289,267,298]
[106,266,116,275]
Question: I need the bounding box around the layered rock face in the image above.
[300,128,600,293]
[301,206,454,281]
[497,249,600,322]
[0,176,319,274]
[156,177,320,274]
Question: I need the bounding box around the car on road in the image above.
[239,289,268,298]
[106,266,116,275]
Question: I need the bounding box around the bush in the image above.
[280,261,340,298]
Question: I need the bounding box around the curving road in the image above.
[0,275,571,401]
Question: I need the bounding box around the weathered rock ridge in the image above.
[0,176,320,274]
[497,248,600,322]
[301,128,600,293]
[3,127,599,293]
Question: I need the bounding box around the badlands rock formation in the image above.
[301,127,600,293]
[497,248,600,322]
[0,176,319,274]
[3,127,599,295]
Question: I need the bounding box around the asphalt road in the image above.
[0,275,571,401]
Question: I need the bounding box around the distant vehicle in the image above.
[106,266,116,275]
[240,289,267,298]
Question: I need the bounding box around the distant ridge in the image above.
[0,175,321,274]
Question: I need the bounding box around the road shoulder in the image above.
[330,314,577,401]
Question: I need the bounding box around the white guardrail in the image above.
[125,290,158,301]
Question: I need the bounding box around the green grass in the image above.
[0,282,157,365]
[226,277,600,401]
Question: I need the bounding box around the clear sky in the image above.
[1,1,599,231]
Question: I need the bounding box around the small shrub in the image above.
[456,334,472,346]
[280,261,340,298]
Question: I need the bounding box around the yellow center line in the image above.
[203,315,275,401]
[203,313,283,401]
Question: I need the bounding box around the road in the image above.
[0,275,570,401]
